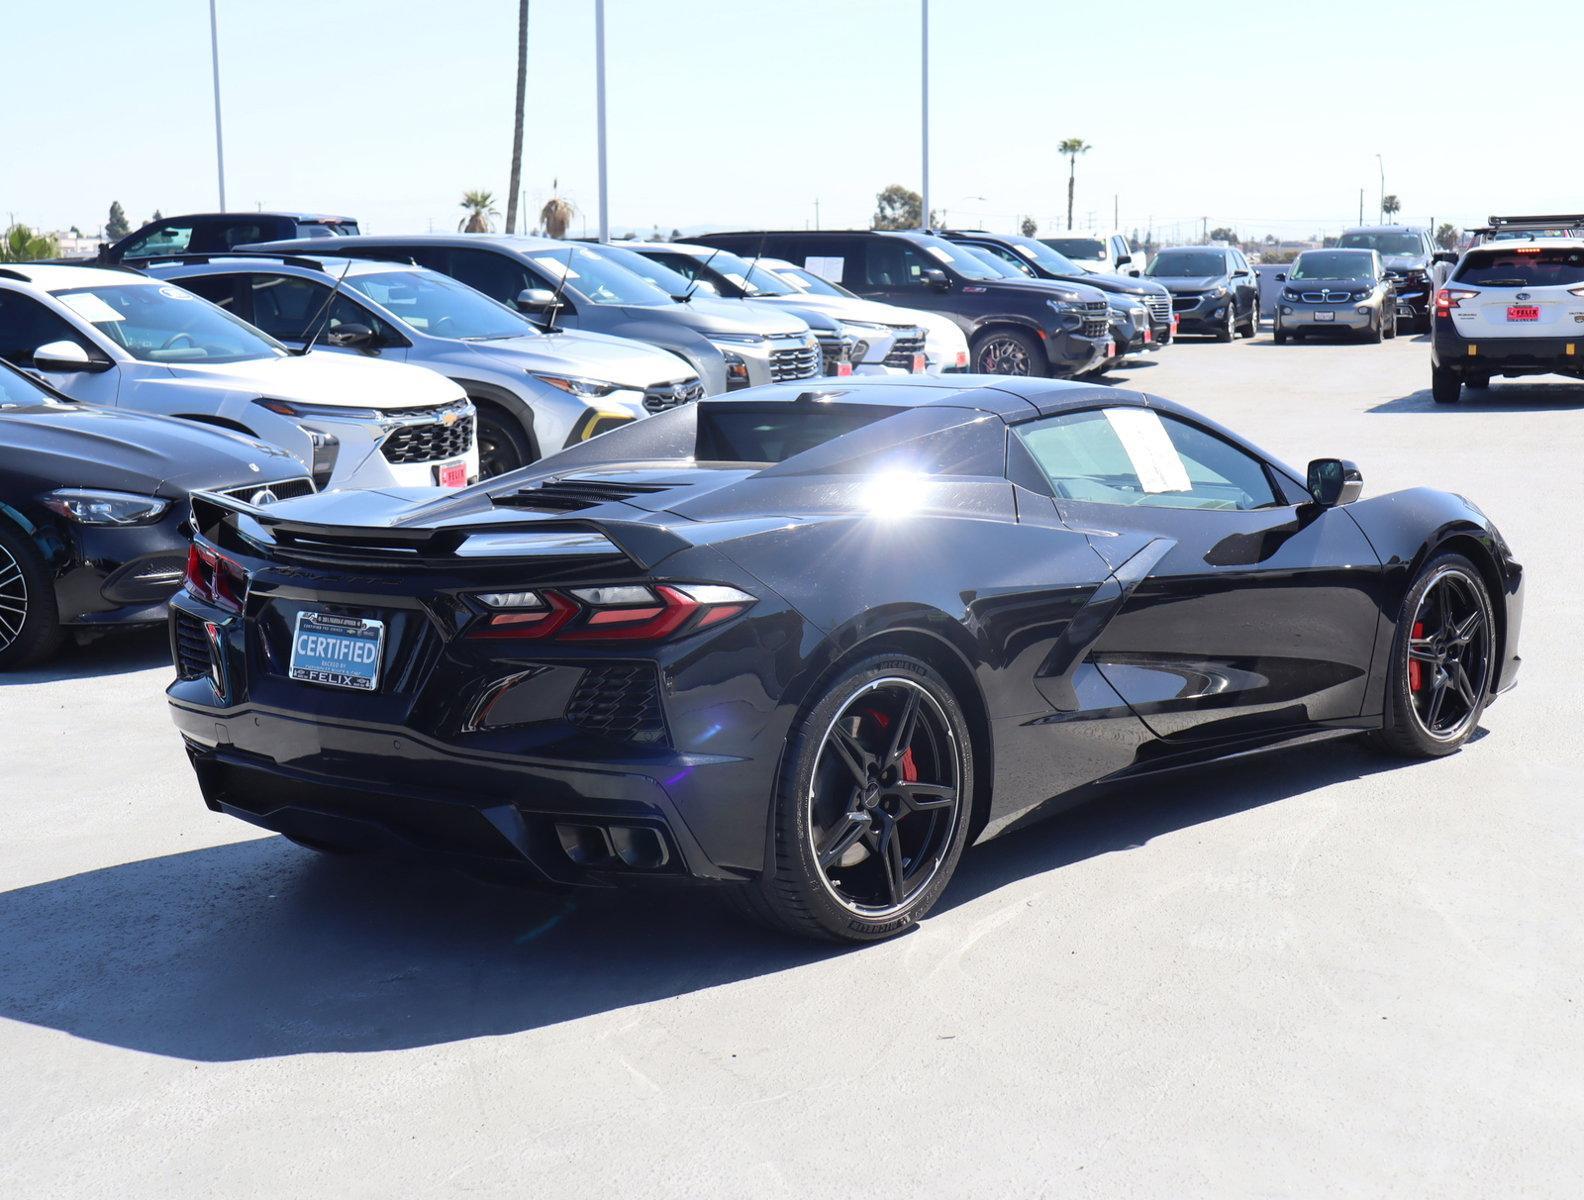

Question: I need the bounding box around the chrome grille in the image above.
[815,332,849,375]
[382,413,475,464]
[222,477,315,505]
[1082,317,1109,338]
[769,336,820,382]
[1144,293,1171,324]
[565,663,668,745]
[172,610,211,681]
[641,377,704,414]
[1171,294,1200,312]
[883,328,927,370]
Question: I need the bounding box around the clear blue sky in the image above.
[6,0,1579,242]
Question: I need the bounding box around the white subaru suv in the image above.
[1430,235,1584,404]
[0,264,477,489]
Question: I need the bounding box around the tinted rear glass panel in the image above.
[1455,248,1584,288]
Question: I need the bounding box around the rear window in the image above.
[1044,238,1106,260]
[695,404,890,463]
[1455,248,1584,288]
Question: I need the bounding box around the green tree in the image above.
[504,0,529,233]
[1020,215,1038,237]
[1,223,59,262]
[1435,222,1460,251]
[1209,226,1238,245]
[1058,138,1090,229]
[872,184,923,230]
[106,201,130,240]
[1382,194,1401,220]
[458,189,500,233]
[150,209,163,223]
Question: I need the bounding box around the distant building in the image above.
[48,232,102,260]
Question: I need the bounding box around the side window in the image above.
[1014,408,1278,511]
[861,240,931,290]
[0,291,104,367]
[172,274,242,311]
[245,274,385,342]
[447,248,535,304]
[974,242,1033,276]
[119,221,195,259]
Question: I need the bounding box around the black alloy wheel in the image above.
[1372,554,1494,757]
[1431,365,1462,404]
[1241,296,1260,338]
[474,404,536,479]
[973,329,1042,376]
[0,523,60,669]
[1214,302,1236,342]
[730,655,974,942]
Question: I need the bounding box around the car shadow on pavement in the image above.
[0,626,170,686]
[0,737,1413,1062]
[1371,382,1584,413]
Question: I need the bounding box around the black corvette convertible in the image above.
[166,375,1522,942]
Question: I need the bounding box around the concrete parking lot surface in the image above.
[2,333,1580,1198]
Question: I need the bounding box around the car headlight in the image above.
[1205,286,1228,300]
[706,333,766,347]
[1282,288,1300,301]
[533,373,623,398]
[42,488,170,526]
[841,320,891,333]
[254,397,374,421]
[1046,297,1083,316]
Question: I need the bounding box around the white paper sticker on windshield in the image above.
[158,285,195,300]
[1014,244,1038,259]
[56,292,125,323]
[1104,407,1191,494]
[530,256,579,280]
[806,256,844,283]
[924,245,953,264]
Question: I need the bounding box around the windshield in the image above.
[350,269,532,340]
[673,248,796,298]
[1002,238,1084,276]
[1291,251,1376,281]
[50,283,285,363]
[0,361,62,408]
[770,265,855,298]
[910,236,1001,281]
[1146,250,1226,277]
[593,245,695,297]
[1455,247,1584,288]
[1338,231,1422,256]
[1043,237,1106,260]
[960,246,1026,279]
[527,247,673,307]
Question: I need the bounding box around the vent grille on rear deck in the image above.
[503,478,675,512]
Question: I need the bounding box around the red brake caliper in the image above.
[862,708,919,782]
[1409,621,1424,692]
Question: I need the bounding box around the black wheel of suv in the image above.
[1367,311,1385,343]
[972,328,1045,376]
[1385,306,1398,339]
[475,402,536,479]
[1369,553,1495,758]
[1240,296,1259,338]
[1214,303,1235,342]
[0,522,61,671]
[1414,307,1433,335]
[1273,328,1288,345]
[729,654,974,943]
[1431,365,1461,405]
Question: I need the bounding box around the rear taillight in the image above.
[467,583,754,642]
[1435,288,1479,316]
[183,543,247,613]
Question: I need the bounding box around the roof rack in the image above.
[1475,213,1584,233]
[133,251,328,271]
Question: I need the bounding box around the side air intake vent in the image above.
[501,478,675,512]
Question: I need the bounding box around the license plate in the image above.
[289,611,384,691]
[434,459,468,488]
[1507,305,1540,322]
[912,353,926,373]
[1143,327,1153,343]
[836,361,853,377]
[1314,311,1335,322]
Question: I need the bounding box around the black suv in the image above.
[102,212,359,264]
[942,230,1173,350]
[1142,246,1260,341]
[1336,225,1455,333]
[686,230,1111,377]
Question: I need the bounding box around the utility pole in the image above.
[920,0,930,230]
[1201,216,1208,242]
[594,0,609,243]
[1375,153,1384,224]
[208,0,226,210]
[1359,188,1364,224]
[1113,195,1118,229]
[814,197,820,230]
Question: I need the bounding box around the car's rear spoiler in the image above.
[188,489,689,571]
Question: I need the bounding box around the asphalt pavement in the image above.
[2,329,1580,1198]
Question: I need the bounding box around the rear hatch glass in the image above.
[1455,247,1584,288]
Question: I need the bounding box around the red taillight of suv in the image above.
[468,584,754,643]
[1435,288,1479,317]
[183,543,248,613]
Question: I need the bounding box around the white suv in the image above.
[0,264,477,490]
[1430,236,1584,404]
[1040,230,1140,276]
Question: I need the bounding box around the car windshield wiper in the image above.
[462,333,524,341]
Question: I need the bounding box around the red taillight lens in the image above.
[183,543,247,613]
[466,583,754,642]
[1435,288,1479,316]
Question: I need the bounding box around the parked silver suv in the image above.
[143,253,706,477]
[248,234,821,395]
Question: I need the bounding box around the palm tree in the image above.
[539,195,575,239]
[1382,194,1401,220]
[1058,138,1091,230]
[0,223,58,262]
[459,190,499,233]
[504,0,529,234]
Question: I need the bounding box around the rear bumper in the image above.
[1432,319,1584,374]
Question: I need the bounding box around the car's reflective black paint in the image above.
[166,375,1522,895]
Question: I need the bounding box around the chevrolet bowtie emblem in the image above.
[440,411,459,427]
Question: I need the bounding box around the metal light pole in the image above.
[1376,153,1384,224]
[208,0,226,210]
[595,0,609,243]
[920,0,930,229]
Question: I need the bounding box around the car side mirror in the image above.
[32,340,113,374]
[325,322,375,349]
[921,268,950,291]
[1116,253,1132,267]
[1275,272,1287,282]
[515,287,562,312]
[1306,458,1363,507]
[1433,250,1457,264]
